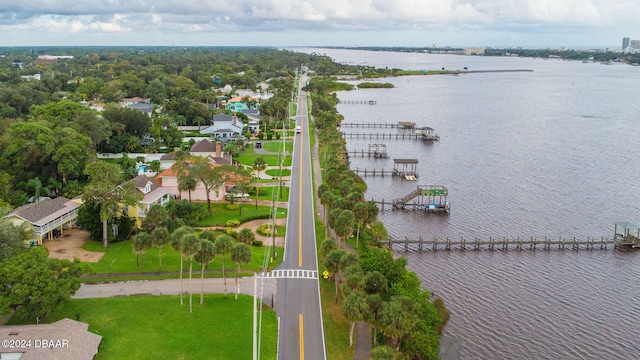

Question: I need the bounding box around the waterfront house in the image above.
[4,197,81,246]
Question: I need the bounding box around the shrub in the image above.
[252,240,263,247]
[225,227,238,238]
[225,204,239,211]
[226,219,241,227]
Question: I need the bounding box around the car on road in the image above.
[295,126,301,134]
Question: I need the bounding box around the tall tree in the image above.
[324,248,346,303]
[252,157,267,209]
[231,243,252,300]
[185,156,224,215]
[0,248,82,321]
[132,231,152,269]
[0,221,33,261]
[180,233,201,314]
[82,161,142,248]
[353,202,369,250]
[334,209,355,249]
[143,204,169,232]
[26,177,44,202]
[194,238,216,305]
[343,292,368,347]
[150,227,170,270]
[170,226,193,305]
[214,235,234,298]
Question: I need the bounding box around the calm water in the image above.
[297,48,640,360]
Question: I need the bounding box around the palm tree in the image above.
[214,235,234,298]
[132,231,151,269]
[334,209,355,249]
[26,177,43,202]
[353,202,369,250]
[252,157,267,209]
[180,233,201,313]
[237,228,255,245]
[366,294,384,347]
[380,297,419,351]
[231,243,252,300]
[150,227,170,270]
[178,175,197,202]
[324,248,345,303]
[319,188,336,238]
[194,238,216,305]
[343,292,368,347]
[170,226,193,305]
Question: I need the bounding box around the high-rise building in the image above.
[622,37,630,50]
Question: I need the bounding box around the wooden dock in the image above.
[338,100,377,105]
[341,132,440,141]
[345,143,388,158]
[353,159,419,180]
[378,236,621,252]
[338,122,416,129]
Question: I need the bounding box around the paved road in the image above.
[275,74,327,360]
[73,276,277,302]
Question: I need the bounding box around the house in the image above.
[225,96,259,113]
[122,175,172,228]
[0,318,101,360]
[122,97,153,117]
[200,114,244,138]
[155,165,232,202]
[189,139,232,164]
[4,197,81,246]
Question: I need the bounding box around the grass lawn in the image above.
[262,141,293,154]
[265,169,291,177]
[82,239,281,276]
[8,295,277,360]
[255,186,290,202]
[236,152,292,167]
[197,203,287,227]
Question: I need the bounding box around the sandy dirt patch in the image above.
[43,229,105,263]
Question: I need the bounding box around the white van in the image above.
[295,126,301,134]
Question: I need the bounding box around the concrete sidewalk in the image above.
[73,276,278,305]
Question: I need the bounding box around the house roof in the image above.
[140,186,173,204]
[5,197,80,227]
[0,318,101,360]
[190,139,219,153]
[160,151,190,160]
[213,114,234,122]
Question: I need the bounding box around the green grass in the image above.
[262,141,293,154]
[265,169,291,177]
[81,238,281,275]
[235,153,292,167]
[255,186,290,202]
[197,203,287,226]
[8,295,277,360]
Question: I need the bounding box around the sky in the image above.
[0,0,639,48]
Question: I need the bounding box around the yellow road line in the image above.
[299,314,305,360]
[298,124,303,268]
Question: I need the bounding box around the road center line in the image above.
[299,313,305,360]
[298,123,303,268]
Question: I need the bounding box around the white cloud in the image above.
[0,0,639,46]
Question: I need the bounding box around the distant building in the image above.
[622,37,630,50]
[34,55,74,64]
[464,47,485,55]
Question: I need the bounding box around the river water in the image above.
[296,48,640,360]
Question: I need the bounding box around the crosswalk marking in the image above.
[259,269,318,280]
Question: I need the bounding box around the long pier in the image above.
[341,132,439,140]
[338,100,377,105]
[339,123,414,129]
[379,236,621,251]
